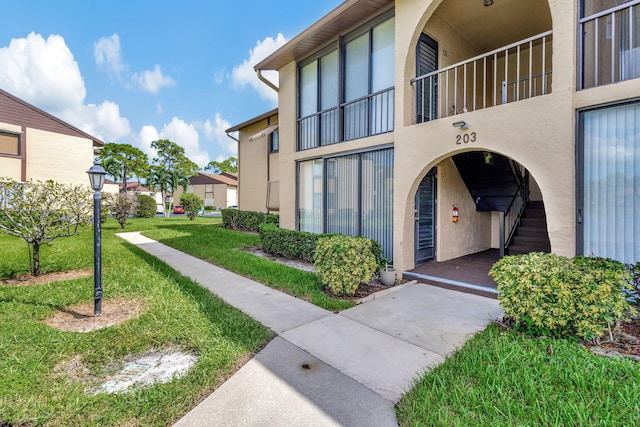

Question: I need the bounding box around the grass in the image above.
[142,224,355,312]
[396,324,640,426]
[0,216,273,426]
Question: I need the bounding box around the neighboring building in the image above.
[0,88,103,186]
[227,109,279,213]
[233,0,640,279]
[173,172,238,209]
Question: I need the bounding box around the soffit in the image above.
[433,0,552,52]
[256,0,393,71]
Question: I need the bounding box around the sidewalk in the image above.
[117,232,502,426]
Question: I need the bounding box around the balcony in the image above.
[412,31,553,124]
[580,0,640,89]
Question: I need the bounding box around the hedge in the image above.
[135,194,157,218]
[221,208,279,232]
[259,223,323,263]
[258,223,385,269]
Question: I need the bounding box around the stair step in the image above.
[508,243,551,255]
[512,234,551,244]
[523,209,546,218]
[516,228,548,238]
[520,217,546,228]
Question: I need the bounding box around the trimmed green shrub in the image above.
[136,194,157,218]
[203,205,215,211]
[179,193,202,221]
[259,223,324,263]
[490,252,635,340]
[314,235,378,296]
[222,209,279,232]
[626,261,640,307]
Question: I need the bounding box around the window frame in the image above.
[296,8,395,151]
[0,131,21,157]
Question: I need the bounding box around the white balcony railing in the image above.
[579,0,640,89]
[412,31,553,123]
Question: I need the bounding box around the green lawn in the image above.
[396,324,640,426]
[142,224,355,312]
[0,216,273,426]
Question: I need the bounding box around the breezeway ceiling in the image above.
[433,0,552,53]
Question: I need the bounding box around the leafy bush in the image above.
[625,262,640,307]
[314,235,377,296]
[136,194,157,218]
[221,209,279,232]
[99,192,110,223]
[203,205,215,211]
[179,193,202,221]
[490,252,635,340]
[259,223,324,263]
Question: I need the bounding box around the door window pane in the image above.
[582,103,640,263]
[320,50,338,110]
[300,62,318,117]
[372,18,395,92]
[344,33,370,102]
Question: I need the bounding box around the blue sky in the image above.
[0,1,342,169]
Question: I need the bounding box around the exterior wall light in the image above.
[452,121,469,130]
[484,0,494,6]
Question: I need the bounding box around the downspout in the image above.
[256,70,279,93]
[225,130,239,210]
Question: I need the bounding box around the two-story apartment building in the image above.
[1,88,103,186]
[234,0,640,287]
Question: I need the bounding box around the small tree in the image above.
[179,193,202,220]
[205,156,237,174]
[0,178,92,276]
[105,193,137,229]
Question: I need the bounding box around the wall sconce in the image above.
[484,0,494,6]
[452,121,469,130]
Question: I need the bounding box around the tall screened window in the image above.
[298,11,395,150]
[296,148,394,258]
[579,101,640,264]
[298,159,324,233]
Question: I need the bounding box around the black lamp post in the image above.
[87,161,106,316]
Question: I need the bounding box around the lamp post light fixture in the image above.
[87,161,106,316]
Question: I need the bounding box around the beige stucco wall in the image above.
[25,128,94,186]
[0,157,21,180]
[238,121,272,212]
[435,158,492,260]
[267,0,640,274]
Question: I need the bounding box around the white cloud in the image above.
[0,32,85,113]
[230,34,287,104]
[0,32,130,143]
[94,34,125,77]
[136,125,160,160]
[203,113,236,157]
[132,64,176,94]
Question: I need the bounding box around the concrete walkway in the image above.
[117,232,502,426]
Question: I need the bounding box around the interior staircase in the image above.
[452,152,551,256]
[507,200,551,254]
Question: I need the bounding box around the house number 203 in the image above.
[456,132,477,145]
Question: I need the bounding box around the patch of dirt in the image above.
[54,354,91,382]
[240,246,315,272]
[1,269,93,286]
[43,297,147,332]
[586,317,640,361]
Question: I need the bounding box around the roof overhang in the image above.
[255,0,393,71]
[226,108,278,133]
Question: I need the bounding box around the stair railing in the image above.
[499,170,530,258]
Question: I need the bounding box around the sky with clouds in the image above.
[0,1,342,169]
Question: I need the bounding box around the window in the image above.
[0,132,20,156]
[580,0,640,89]
[579,101,640,264]
[269,129,279,153]
[297,12,395,150]
[297,148,394,257]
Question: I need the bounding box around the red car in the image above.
[173,205,185,214]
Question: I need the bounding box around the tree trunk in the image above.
[32,243,41,277]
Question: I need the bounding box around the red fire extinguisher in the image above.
[452,205,459,223]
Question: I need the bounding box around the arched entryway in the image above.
[406,150,549,296]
